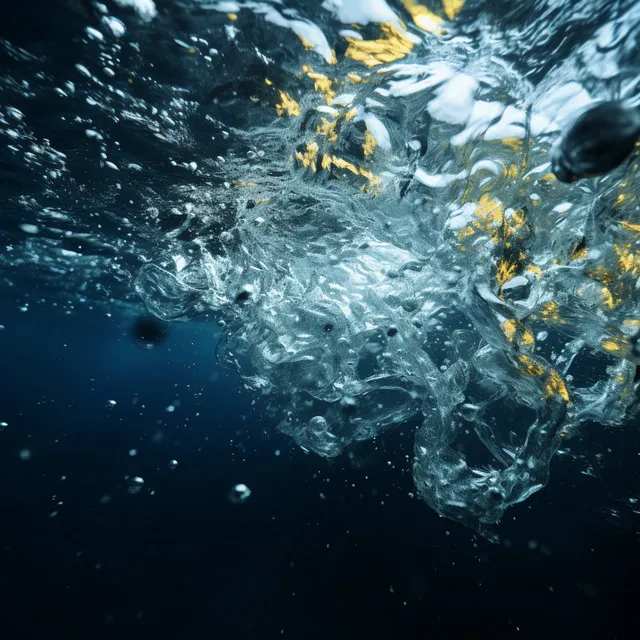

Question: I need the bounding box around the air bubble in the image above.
[228,483,251,504]
[128,476,144,494]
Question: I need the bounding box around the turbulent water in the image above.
[2,0,640,540]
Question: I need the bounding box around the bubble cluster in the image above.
[134,1,640,539]
[1,0,639,539]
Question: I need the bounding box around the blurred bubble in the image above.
[105,399,117,408]
[132,315,169,350]
[19,449,31,461]
[127,476,144,494]
[228,483,251,504]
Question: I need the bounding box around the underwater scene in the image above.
[1,0,640,637]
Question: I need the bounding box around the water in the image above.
[1,0,640,636]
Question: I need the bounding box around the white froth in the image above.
[385,63,455,98]
[535,82,594,132]
[446,203,477,230]
[339,29,362,40]
[333,93,356,106]
[484,105,526,141]
[502,276,529,291]
[321,0,399,26]
[414,168,468,188]
[362,113,392,151]
[450,101,505,147]
[427,75,478,125]
[259,7,334,63]
[113,0,157,22]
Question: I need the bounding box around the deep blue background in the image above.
[0,296,639,639]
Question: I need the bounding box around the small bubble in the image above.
[105,399,117,408]
[100,494,112,505]
[0,421,8,431]
[274,449,281,457]
[19,449,31,461]
[128,449,137,457]
[309,416,328,430]
[228,483,251,504]
[168,459,178,470]
[235,284,253,303]
[127,477,144,494]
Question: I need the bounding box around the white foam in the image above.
[427,75,478,125]
[450,101,505,146]
[414,168,468,188]
[321,0,399,26]
[385,63,455,98]
[502,276,528,291]
[333,93,355,106]
[362,112,392,151]
[535,82,594,131]
[445,203,477,230]
[113,0,157,22]
[339,29,362,40]
[484,105,526,141]
[259,7,334,63]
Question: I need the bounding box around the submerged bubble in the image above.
[168,459,178,470]
[127,476,144,494]
[228,483,252,504]
[551,101,640,182]
[132,315,169,350]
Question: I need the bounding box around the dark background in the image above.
[0,298,639,640]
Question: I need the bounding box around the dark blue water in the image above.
[0,298,638,639]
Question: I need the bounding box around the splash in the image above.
[2,0,640,539]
